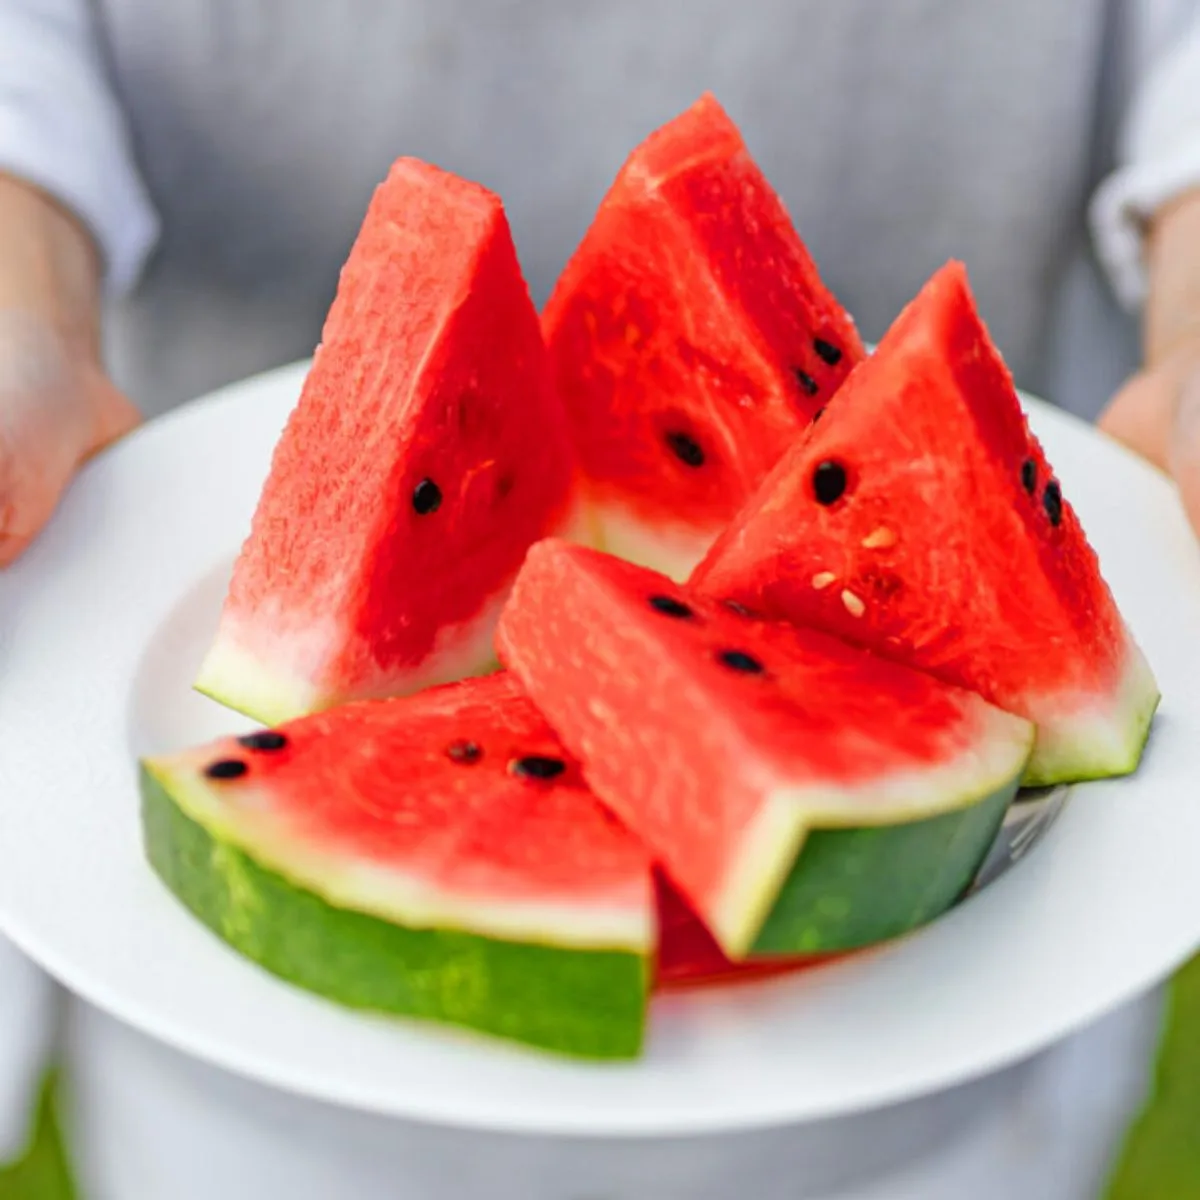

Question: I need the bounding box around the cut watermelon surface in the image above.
[542,94,864,580]
[692,262,1159,786]
[196,158,582,725]
[496,540,1034,959]
[653,871,832,989]
[142,673,652,1059]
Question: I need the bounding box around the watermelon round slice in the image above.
[141,673,651,1059]
[196,158,581,724]
[496,540,1034,959]
[541,93,864,581]
[692,261,1160,786]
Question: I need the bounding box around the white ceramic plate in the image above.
[0,361,1196,1136]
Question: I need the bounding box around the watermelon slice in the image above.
[141,673,651,1059]
[653,871,833,989]
[542,93,864,580]
[692,262,1160,786]
[196,159,581,724]
[496,540,1034,959]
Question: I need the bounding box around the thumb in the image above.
[0,312,139,567]
[1167,368,1200,537]
[1097,368,1176,472]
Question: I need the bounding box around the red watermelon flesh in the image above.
[692,261,1159,786]
[542,93,864,581]
[141,673,652,1059]
[653,870,832,989]
[496,540,1033,958]
[196,159,581,724]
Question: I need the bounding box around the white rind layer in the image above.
[590,501,718,583]
[707,699,1036,957]
[195,593,506,726]
[1021,632,1160,786]
[196,632,327,727]
[146,757,653,955]
[196,500,593,725]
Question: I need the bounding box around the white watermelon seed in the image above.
[812,571,836,590]
[841,590,866,617]
[861,526,897,549]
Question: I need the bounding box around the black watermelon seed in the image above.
[812,460,848,505]
[649,594,694,619]
[446,739,482,764]
[665,431,705,467]
[718,649,765,674]
[813,338,843,366]
[204,759,248,780]
[1043,480,1063,527]
[412,478,442,515]
[511,755,567,780]
[237,731,288,752]
[1021,458,1037,494]
[811,407,826,424]
[795,368,819,397]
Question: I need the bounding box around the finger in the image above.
[79,367,141,464]
[0,428,72,568]
[0,529,35,569]
[1168,370,1200,538]
[1097,369,1177,471]
[0,314,137,568]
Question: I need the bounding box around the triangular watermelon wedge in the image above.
[497,540,1033,958]
[142,673,652,1059]
[196,159,582,724]
[692,262,1159,786]
[542,94,864,580]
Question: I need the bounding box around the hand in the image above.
[0,314,139,565]
[0,175,139,567]
[1099,191,1200,533]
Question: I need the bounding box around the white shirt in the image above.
[0,2,1197,1196]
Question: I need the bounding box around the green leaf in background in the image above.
[0,1073,74,1200]
[1105,951,1200,1199]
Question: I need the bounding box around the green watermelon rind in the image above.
[1020,640,1160,788]
[749,770,1020,956]
[698,703,1036,958]
[194,637,349,728]
[140,765,648,1061]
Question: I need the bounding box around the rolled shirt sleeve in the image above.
[1092,3,1200,310]
[0,0,158,296]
